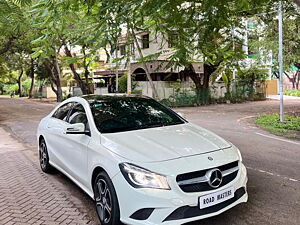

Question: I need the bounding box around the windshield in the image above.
[90,97,185,133]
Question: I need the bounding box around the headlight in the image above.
[119,163,170,190]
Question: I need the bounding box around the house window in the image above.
[168,33,178,48]
[141,34,150,49]
[119,45,126,56]
[248,35,258,57]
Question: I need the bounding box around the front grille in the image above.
[163,187,246,222]
[176,161,239,193]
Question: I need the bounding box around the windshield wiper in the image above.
[138,121,183,129]
[101,121,184,133]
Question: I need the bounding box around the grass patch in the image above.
[255,114,300,139]
[284,89,300,97]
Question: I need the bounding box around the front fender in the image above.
[87,137,124,198]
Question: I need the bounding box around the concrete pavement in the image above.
[0,127,96,225]
[267,94,300,100]
[0,97,299,225]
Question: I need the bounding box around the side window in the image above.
[52,103,73,121]
[141,33,150,49]
[68,104,89,130]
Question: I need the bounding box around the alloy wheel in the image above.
[95,179,112,224]
[39,142,48,169]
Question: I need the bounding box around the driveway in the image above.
[176,100,300,225]
[267,94,300,101]
[0,97,299,225]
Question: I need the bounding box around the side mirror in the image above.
[177,112,186,119]
[65,123,90,135]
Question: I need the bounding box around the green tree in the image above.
[78,0,280,99]
[1,0,291,101]
[0,0,36,97]
[251,0,300,89]
[0,0,24,55]
[31,0,104,95]
[141,0,281,97]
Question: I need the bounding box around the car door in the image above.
[61,103,91,186]
[45,102,74,170]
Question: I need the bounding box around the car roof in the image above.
[82,94,151,103]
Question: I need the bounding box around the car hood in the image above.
[101,123,231,163]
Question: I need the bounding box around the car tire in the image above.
[93,172,121,225]
[39,139,54,173]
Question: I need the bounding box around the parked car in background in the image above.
[37,94,248,225]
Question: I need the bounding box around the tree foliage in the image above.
[250,0,300,89]
[1,0,299,100]
[78,0,283,95]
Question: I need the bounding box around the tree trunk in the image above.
[28,59,35,98]
[53,56,63,102]
[181,63,201,94]
[292,81,296,89]
[296,70,300,90]
[55,81,63,102]
[17,69,23,97]
[180,63,206,104]
[84,69,91,93]
[45,57,63,102]
[82,45,92,94]
[181,63,218,104]
[64,45,89,95]
[129,26,158,99]
[203,64,218,89]
[285,72,296,89]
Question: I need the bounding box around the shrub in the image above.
[22,80,32,96]
[284,89,300,97]
[118,73,128,93]
[236,66,268,99]
[3,83,18,94]
[162,90,215,107]
[118,73,138,93]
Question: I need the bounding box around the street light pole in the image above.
[115,42,119,93]
[127,64,132,94]
[278,1,284,122]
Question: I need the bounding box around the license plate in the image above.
[199,187,234,209]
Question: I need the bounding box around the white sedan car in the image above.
[37,95,248,225]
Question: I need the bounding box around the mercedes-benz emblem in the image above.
[206,168,223,188]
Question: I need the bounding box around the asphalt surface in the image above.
[0,96,299,225]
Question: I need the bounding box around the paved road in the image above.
[0,127,95,225]
[0,97,299,225]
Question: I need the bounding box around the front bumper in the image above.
[112,163,248,225]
